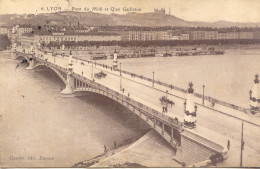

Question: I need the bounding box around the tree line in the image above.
[44,39,260,48]
[98,25,260,32]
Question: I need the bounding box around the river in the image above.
[97,47,260,108]
[0,52,150,167]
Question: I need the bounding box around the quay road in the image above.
[33,51,260,166]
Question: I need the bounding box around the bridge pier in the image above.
[25,45,36,70]
[61,72,75,95]
[61,51,75,95]
[11,43,16,59]
[26,57,36,70]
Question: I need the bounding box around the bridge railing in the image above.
[72,72,182,129]
[84,60,248,114]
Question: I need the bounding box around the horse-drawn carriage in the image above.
[94,71,107,79]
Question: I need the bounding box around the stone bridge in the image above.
[12,45,227,166]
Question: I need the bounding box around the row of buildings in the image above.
[129,30,260,41]
[0,25,33,40]
[190,30,257,40]
[1,25,260,49]
[128,30,190,41]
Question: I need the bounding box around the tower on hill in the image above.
[154,8,165,14]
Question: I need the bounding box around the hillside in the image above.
[0,11,259,28]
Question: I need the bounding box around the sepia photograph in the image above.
[0,0,260,168]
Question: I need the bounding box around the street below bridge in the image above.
[38,51,260,166]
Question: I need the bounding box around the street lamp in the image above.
[240,122,245,167]
[91,64,93,78]
[152,71,155,87]
[166,90,168,110]
[203,84,205,105]
[120,62,122,91]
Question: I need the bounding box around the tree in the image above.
[0,35,11,50]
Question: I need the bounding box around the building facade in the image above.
[0,27,8,34]
[239,32,254,39]
[34,32,122,44]
[205,31,218,40]
[189,31,206,40]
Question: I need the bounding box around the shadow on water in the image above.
[34,66,151,146]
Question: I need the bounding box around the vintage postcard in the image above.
[0,0,260,168]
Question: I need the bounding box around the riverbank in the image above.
[75,129,181,168]
[41,43,260,61]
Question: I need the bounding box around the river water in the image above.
[0,52,150,167]
[98,47,260,108]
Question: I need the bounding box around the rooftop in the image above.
[33,29,120,36]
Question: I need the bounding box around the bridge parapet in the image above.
[85,59,249,115]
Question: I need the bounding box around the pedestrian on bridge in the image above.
[104,144,107,153]
[227,140,230,150]
[82,71,83,76]
[114,141,117,149]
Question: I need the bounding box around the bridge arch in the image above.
[33,63,67,84]
[73,86,181,148]
[16,55,30,62]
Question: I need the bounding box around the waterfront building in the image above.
[128,30,190,41]
[227,31,240,39]
[178,33,190,40]
[0,27,8,34]
[253,31,260,39]
[217,32,228,40]
[10,25,33,42]
[189,31,206,40]
[16,25,33,40]
[129,31,155,41]
[239,31,254,39]
[205,31,218,40]
[20,34,35,49]
[34,31,121,44]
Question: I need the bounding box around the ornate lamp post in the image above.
[152,71,155,87]
[91,63,93,78]
[203,84,205,105]
[120,62,122,91]
[249,74,260,114]
[240,122,245,167]
[184,101,187,113]
[184,82,197,129]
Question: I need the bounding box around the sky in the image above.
[0,0,260,23]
